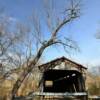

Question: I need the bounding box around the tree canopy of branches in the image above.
[0,14,31,75]
[0,0,81,99]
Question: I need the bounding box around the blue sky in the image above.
[0,0,100,67]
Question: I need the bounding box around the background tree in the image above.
[0,14,31,74]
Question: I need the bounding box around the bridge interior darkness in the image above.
[43,70,85,93]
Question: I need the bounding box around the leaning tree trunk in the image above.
[11,39,54,99]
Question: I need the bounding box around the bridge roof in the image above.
[38,56,87,71]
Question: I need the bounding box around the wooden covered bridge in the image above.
[33,56,88,100]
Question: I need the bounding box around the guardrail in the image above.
[14,92,88,100]
[31,92,87,96]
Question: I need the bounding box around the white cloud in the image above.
[8,17,17,22]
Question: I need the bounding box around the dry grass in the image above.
[86,72,100,95]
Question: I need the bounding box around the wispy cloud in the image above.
[8,16,17,22]
[0,14,17,22]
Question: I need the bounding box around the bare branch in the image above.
[0,0,81,99]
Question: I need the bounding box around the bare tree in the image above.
[0,13,32,80]
[9,0,81,99]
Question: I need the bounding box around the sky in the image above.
[0,0,100,68]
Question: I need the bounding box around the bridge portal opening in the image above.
[43,70,85,93]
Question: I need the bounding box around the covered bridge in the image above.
[35,56,87,99]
